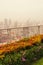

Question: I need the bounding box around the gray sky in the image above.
[0,0,43,22]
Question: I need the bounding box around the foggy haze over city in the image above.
[0,0,43,28]
[0,0,43,45]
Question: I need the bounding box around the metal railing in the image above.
[0,25,43,43]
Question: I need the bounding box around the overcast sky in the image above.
[0,0,43,24]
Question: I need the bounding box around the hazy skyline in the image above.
[0,0,43,22]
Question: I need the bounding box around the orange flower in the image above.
[0,34,43,54]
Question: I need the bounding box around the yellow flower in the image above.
[0,54,5,59]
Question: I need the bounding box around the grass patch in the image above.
[32,58,43,65]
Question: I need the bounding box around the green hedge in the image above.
[0,42,43,65]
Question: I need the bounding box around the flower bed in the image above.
[0,35,43,65]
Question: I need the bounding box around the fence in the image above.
[0,25,43,43]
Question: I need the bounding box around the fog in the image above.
[0,0,43,28]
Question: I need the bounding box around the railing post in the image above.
[38,25,40,35]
